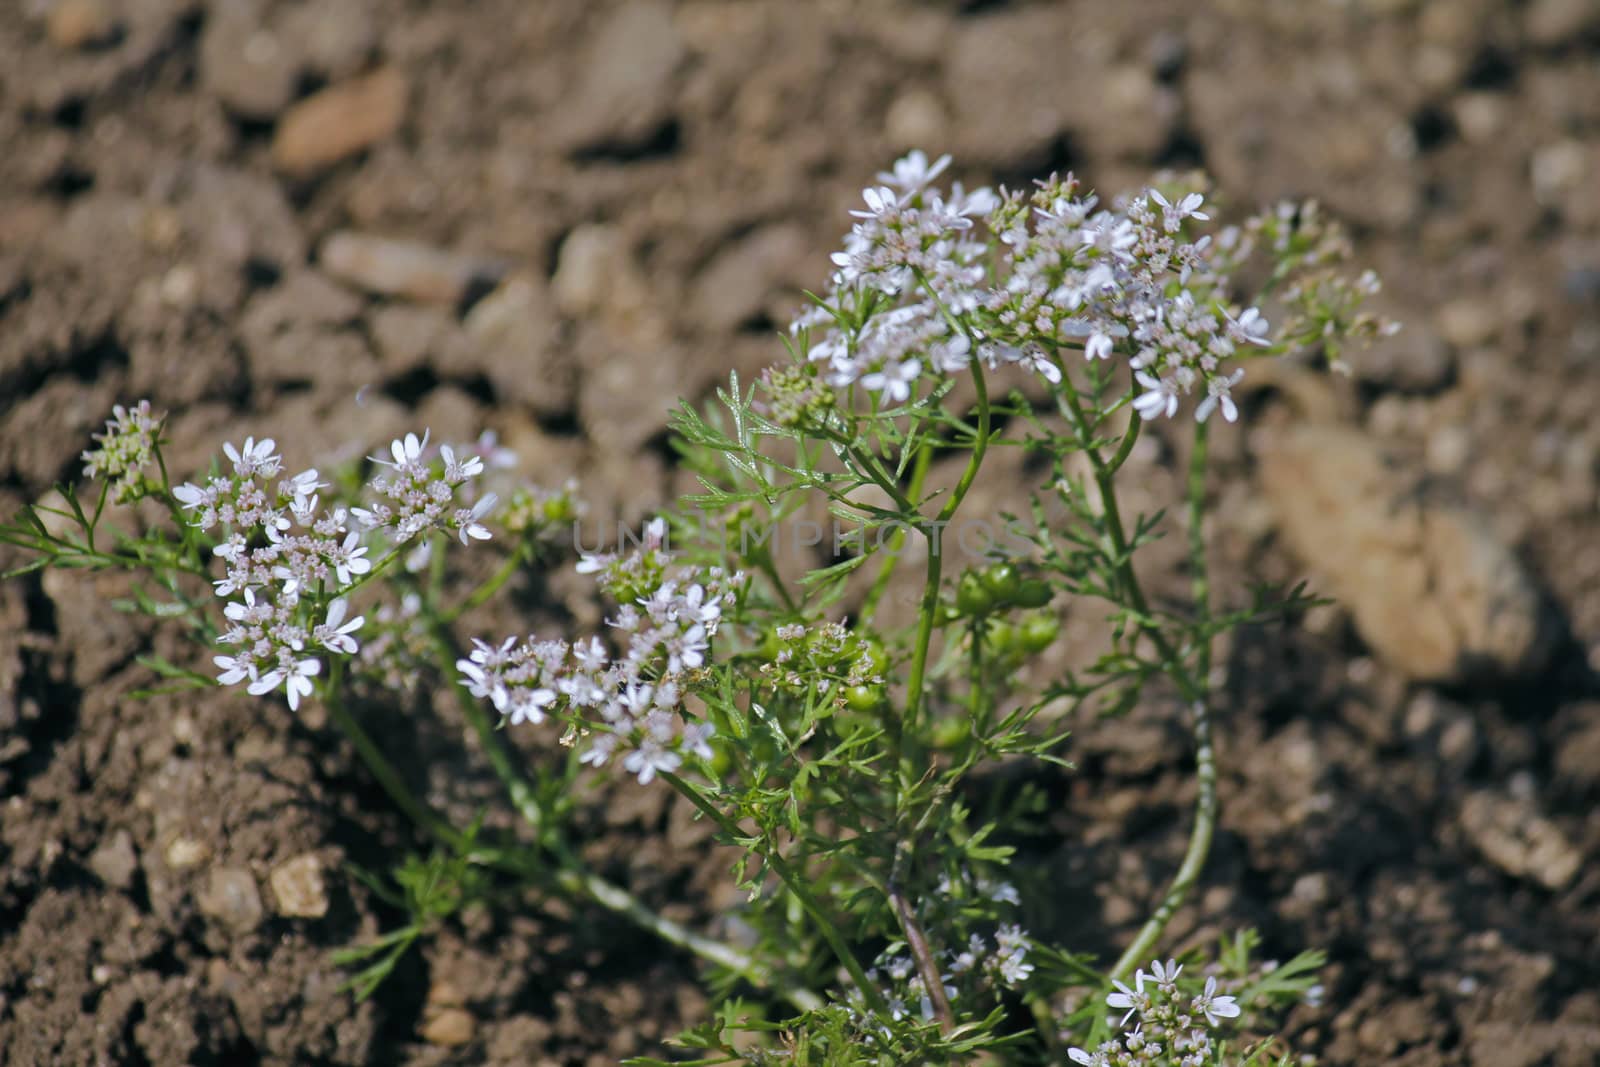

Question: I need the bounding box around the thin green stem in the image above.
[545,838,823,1014]
[860,440,933,623]
[661,771,888,1016]
[442,541,528,623]
[1186,419,1213,682]
[322,669,464,849]
[329,629,812,1009]
[1108,698,1216,982]
[426,615,548,837]
[1057,374,1219,981]
[903,362,990,733]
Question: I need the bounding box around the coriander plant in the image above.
[4,152,1389,1064]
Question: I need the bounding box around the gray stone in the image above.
[198,867,265,932]
[88,830,139,890]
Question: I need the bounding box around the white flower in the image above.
[928,333,972,373]
[1224,306,1271,346]
[440,444,484,482]
[667,624,708,673]
[1085,331,1115,361]
[1195,975,1241,1027]
[282,468,324,506]
[224,437,280,477]
[851,185,902,220]
[1026,349,1062,384]
[250,656,321,711]
[580,732,618,767]
[1195,368,1245,424]
[1152,189,1209,231]
[875,149,951,194]
[861,357,920,404]
[1068,1048,1108,1066]
[456,493,497,545]
[214,654,253,686]
[173,482,207,509]
[1133,371,1181,420]
[1147,958,1182,987]
[316,598,364,655]
[1106,974,1145,1027]
[332,531,372,585]
[680,721,715,761]
[574,635,608,672]
[623,739,682,785]
[505,686,556,726]
[375,430,429,469]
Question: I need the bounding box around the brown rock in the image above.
[1460,790,1581,890]
[371,304,462,377]
[1526,0,1600,45]
[320,231,505,307]
[47,0,119,50]
[272,67,407,177]
[1257,423,1548,682]
[88,830,138,889]
[460,274,575,418]
[552,2,684,155]
[200,0,300,119]
[280,0,377,80]
[688,224,808,333]
[420,1006,475,1047]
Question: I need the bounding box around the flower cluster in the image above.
[762,620,885,697]
[498,477,587,539]
[352,431,497,546]
[783,150,1385,425]
[1070,959,1242,1067]
[172,430,491,710]
[458,519,740,785]
[80,400,164,503]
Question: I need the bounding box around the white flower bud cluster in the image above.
[459,519,740,785]
[80,400,164,503]
[1070,959,1242,1067]
[788,151,1314,424]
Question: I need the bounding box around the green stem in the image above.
[661,771,888,1016]
[322,668,463,849]
[860,440,933,623]
[1186,419,1213,682]
[426,615,549,837]
[328,632,813,1009]
[1057,377,1220,981]
[443,541,528,623]
[1108,697,1216,982]
[545,839,823,1013]
[903,362,990,732]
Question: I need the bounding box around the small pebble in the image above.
[88,830,138,890]
[269,853,329,918]
[198,867,265,932]
[320,231,504,306]
[272,67,407,177]
[47,0,118,50]
[165,836,210,870]
[421,1006,476,1047]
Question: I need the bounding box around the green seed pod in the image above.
[956,570,994,616]
[979,562,1021,604]
[1014,578,1053,608]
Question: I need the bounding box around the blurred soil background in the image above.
[2,0,1600,1063]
